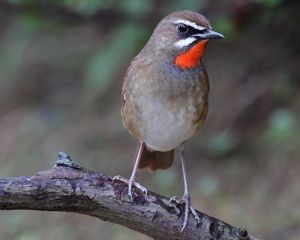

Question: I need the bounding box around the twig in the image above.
[0,152,259,240]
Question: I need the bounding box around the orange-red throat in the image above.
[175,39,209,69]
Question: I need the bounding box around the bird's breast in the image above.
[140,96,203,151]
[122,60,208,152]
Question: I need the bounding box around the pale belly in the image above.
[139,98,199,151]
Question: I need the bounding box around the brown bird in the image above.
[115,10,224,232]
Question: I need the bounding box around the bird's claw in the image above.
[112,175,126,182]
[181,193,200,232]
[132,181,148,195]
[169,195,181,204]
[113,175,147,200]
[170,194,200,232]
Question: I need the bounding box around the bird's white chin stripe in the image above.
[174,19,205,31]
[174,37,197,48]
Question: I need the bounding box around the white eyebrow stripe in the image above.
[174,37,197,48]
[174,19,205,31]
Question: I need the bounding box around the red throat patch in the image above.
[175,39,209,69]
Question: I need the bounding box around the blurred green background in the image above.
[0,0,299,239]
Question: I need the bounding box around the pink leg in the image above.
[113,142,147,200]
[128,142,146,199]
[179,144,200,232]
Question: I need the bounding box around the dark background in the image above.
[0,0,299,239]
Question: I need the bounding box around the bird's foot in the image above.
[113,175,147,201]
[170,193,200,232]
[169,195,181,204]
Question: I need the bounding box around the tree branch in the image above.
[0,152,259,240]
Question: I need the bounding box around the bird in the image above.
[114,10,224,232]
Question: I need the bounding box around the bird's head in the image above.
[149,11,224,69]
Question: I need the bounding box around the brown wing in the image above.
[192,66,209,129]
[121,53,153,140]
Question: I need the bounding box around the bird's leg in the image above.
[127,142,147,199]
[113,142,147,200]
[179,144,200,232]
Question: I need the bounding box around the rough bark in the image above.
[0,152,259,240]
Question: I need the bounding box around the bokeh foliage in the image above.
[0,0,299,240]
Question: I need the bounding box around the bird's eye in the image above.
[177,24,188,33]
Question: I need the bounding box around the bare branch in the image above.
[0,153,259,240]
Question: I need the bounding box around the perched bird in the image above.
[115,10,224,232]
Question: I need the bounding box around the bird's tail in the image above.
[138,147,174,171]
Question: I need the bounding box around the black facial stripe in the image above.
[176,24,207,38]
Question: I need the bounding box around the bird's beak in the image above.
[193,29,224,40]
